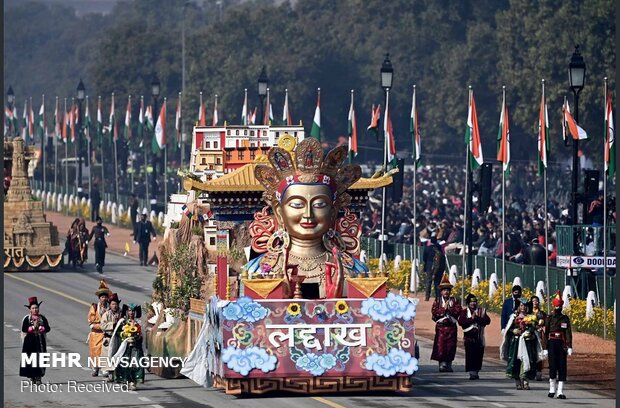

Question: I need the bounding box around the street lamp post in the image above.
[568,45,586,225]
[151,73,161,210]
[257,66,268,125]
[7,86,15,136]
[77,79,85,199]
[379,53,393,275]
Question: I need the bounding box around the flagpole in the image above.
[410,85,418,294]
[180,91,184,174]
[42,94,46,193]
[461,87,471,306]
[64,98,68,200]
[99,96,105,206]
[379,89,390,276]
[86,96,92,203]
[112,92,119,204]
[603,77,608,339]
[542,79,550,315]
[349,89,354,164]
[501,86,506,305]
[54,96,58,195]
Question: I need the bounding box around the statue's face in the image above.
[276,184,335,240]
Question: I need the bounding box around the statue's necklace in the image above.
[289,251,329,272]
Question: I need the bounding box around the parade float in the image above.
[3,137,63,270]
[164,131,417,395]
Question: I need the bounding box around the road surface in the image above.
[4,253,615,407]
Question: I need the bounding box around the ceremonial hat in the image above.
[552,290,564,307]
[438,273,453,290]
[108,293,120,304]
[24,297,42,308]
[124,303,142,318]
[95,279,112,296]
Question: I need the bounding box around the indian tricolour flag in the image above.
[124,96,132,142]
[410,86,421,167]
[496,90,510,175]
[175,93,181,148]
[384,93,397,168]
[347,90,357,162]
[310,88,321,140]
[282,89,292,126]
[465,89,483,170]
[199,92,206,126]
[153,98,167,152]
[564,98,588,140]
[212,94,219,126]
[538,82,550,176]
[605,91,615,178]
[241,89,248,125]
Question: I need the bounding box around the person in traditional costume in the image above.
[458,293,491,379]
[20,297,51,385]
[501,284,522,331]
[543,291,573,399]
[529,295,547,381]
[246,137,368,299]
[100,292,122,381]
[111,304,145,390]
[88,279,111,376]
[500,298,543,390]
[431,273,462,372]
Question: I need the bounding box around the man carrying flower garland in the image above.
[431,273,462,372]
[543,291,573,399]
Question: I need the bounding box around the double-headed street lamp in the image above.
[151,73,161,208]
[7,86,15,136]
[77,79,85,197]
[379,53,393,275]
[257,66,268,125]
[568,45,586,225]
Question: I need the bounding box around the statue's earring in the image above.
[267,229,290,254]
[322,229,346,253]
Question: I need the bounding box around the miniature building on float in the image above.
[3,137,63,270]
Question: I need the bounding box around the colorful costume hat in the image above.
[438,272,453,290]
[95,279,112,296]
[108,293,120,304]
[25,296,42,308]
[552,290,564,307]
[123,303,142,318]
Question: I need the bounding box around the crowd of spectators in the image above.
[361,162,616,266]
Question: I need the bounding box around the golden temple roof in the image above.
[183,155,393,193]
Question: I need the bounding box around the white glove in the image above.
[567,348,573,356]
[153,237,157,241]
[89,324,94,330]
[542,350,548,357]
[106,233,110,236]
[501,329,505,336]
[133,241,136,244]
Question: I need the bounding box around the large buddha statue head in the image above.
[251,137,365,298]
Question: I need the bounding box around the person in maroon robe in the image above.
[431,273,462,372]
[458,293,491,379]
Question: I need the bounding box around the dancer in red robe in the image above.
[431,273,462,372]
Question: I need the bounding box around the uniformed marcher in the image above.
[134,212,156,266]
[88,217,110,273]
[458,293,491,379]
[543,291,573,399]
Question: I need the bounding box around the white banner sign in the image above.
[556,256,616,268]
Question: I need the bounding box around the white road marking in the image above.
[472,396,486,401]
[127,390,137,394]
[5,324,13,328]
[11,328,19,332]
[47,346,54,349]
[81,367,90,371]
[450,388,464,394]
[138,397,151,402]
[491,403,506,408]
[151,405,165,408]
[429,382,445,387]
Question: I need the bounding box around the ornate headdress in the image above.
[254,137,361,209]
[552,290,564,307]
[25,296,42,308]
[438,273,453,290]
[95,279,112,296]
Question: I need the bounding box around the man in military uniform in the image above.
[134,212,156,266]
[88,280,111,376]
[543,291,573,399]
[88,217,110,273]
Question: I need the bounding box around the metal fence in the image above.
[360,236,615,306]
